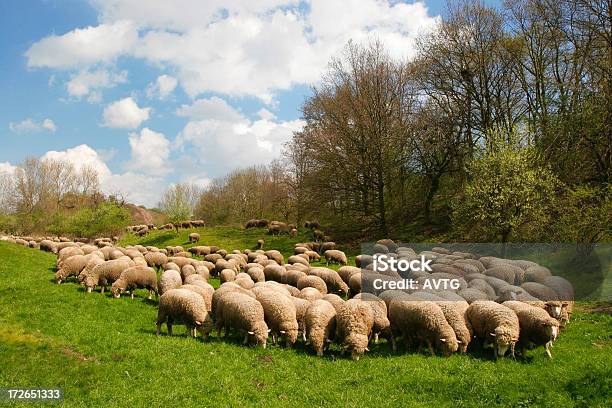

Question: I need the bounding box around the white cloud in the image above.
[42,119,57,132]
[126,128,170,175]
[146,74,178,99]
[66,69,128,99]
[102,97,150,129]
[26,1,438,101]
[25,21,138,69]
[39,144,164,207]
[177,99,304,171]
[9,118,56,133]
[176,96,244,121]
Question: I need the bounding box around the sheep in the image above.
[378,290,412,309]
[305,299,337,356]
[184,274,204,285]
[220,269,237,284]
[521,282,560,301]
[111,265,158,299]
[321,293,345,314]
[388,300,459,356]
[55,254,97,284]
[457,288,490,303]
[282,284,300,297]
[253,289,299,346]
[435,301,471,353]
[211,283,257,321]
[299,287,323,302]
[263,264,285,283]
[335,299,375,360]
[305,251,320,261]
[245,266,265,283]
[181,264,196,281]
[484,264,524,285]
[84,257,134,293]
[156,288,213,339]
[348,273,362,296]
[323,249,347,266]
[168,256,196,269]
[282,269,306,287]
[542,276,574,325]
[164,262,180,272]
[524,266,552,283]
[215,291,269,347]
[353,293,391,344]
[234,273,255,289]
[257,239,265,249]
[215,258,239,276]
[468,278,497,300]
[313,230,324,241]
[58,246,84,264]
[291,296,310,341]
[188,233,200,243]
[77,256,105,284]
[288,255,309,267]
[308,267,349,296]
[304,221,320,229]
[39,240,57,253]
[297,275,328,294]
[180,284,213,311]
[466,300,520,358]
[159,270,183,295]
[145,251,168,268]
[189,246,211,256]
[194,265,210,281]
[338,266,361,285]
[502,301,560,358]
[355,255,373,268]
[204,253,223,264]
[245,219,259,229]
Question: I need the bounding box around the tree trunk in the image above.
[424,175,440,224]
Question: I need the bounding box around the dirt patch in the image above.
[62,346,98,362]
[581,302,612,315]
[257,354,273,364]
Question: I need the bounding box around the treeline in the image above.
[0,157,130,237]
[194,0,611,243]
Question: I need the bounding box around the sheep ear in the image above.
[195,321,202,326]
[267,329,272,333]
[248,331,254,335]
[457,340,462,344]
[490,332,496,337]
[440,338,446,343]
[365,347,370,351]
[280,330,286,334]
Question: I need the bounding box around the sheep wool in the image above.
[466,300,520,358]
[216,292,269,348]
[305,299,337,356]
[336,299,375,360]
[111,265,158,299]
[156,288,213,339]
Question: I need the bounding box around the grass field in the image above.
[1,229,611,407]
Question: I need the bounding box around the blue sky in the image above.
[0,0,486,207]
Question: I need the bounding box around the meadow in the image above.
[0,228,610,407]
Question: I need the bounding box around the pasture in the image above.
[0,229,611,407]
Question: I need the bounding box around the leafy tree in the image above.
[452,140,560,243]
[159,183,200,231]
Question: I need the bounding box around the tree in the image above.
[158,183,201,231]
[452,135,560,244]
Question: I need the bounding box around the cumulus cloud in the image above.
[9,118,56,133]
[176,96,244,122]
[146,74,178,99]
[26,1,438,101]
[25,21,138,69]
[176,100,304,172]
[126,128,170,175]
[0,162,18,175]
[102,97,150,129]
[66,69,128,100]
[39,144,164,207]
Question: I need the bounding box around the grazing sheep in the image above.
[468,278,497,300]
[502,301,560,358]
[292,296,310,341]
[324,250,347,266]
[353,293,391,343]
[288,255,309,267]
[435,301,471,353]
[308,267,349,296]
[524,266,552,283]
[466,300,520,358]
[313,230,324,241]
[58,246,85,264]
[180,283,213,311]
[297,275,328,294]
[336,299,375,360]
[188,233,200,243]
[253,289,299,346]
[181,264,197,281]
[348,273,362,296]
[484,264,524,285]
[216,292,269,348]
[55,254,97,284]
[234,273,255,289]
[338,266,361,285]
[263,264,285,283]
[321,293,345,314]
[320,242,336,252]
[457,288,490,303]
[257,239,265,249]
[145,252,168,268]
[305,299,337,356]
[159,269,183,296]
[194,265,210,281]
[378,290,412,309]
[156,288,213,339]
[84,258,134,293]
[77,256,105,284]
[355,255,373,268]
[220,269,237,284]
[211,283,256,321]
[245,219,259,229]
[299,287,323,302]
[388,301,459,356]
[521,282,560,301]
[111,265,158,299]
[245,266,265,283]
[282,269,306,287]
[215,258,239,276]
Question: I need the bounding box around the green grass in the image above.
[1,238,611,407]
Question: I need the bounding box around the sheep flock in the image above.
[1,231,575,361]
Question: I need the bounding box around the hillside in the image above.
[1,235,611,406]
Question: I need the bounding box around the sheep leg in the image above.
[167,323,173,336]
[147,290,153,300]
[272,333,277,344]
[100,286,105,293]
[374,333,379,344]
[426,340,435,356]
[156,322,162,336]
[224,324,230,338]
[390,335,397,352]
[130,292,135,299]
[243,334,249,345]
